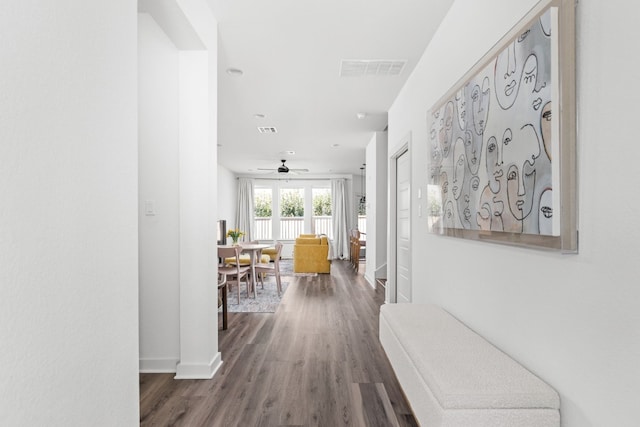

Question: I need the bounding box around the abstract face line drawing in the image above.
[464,129,483,175]
[471,77,490,135]
[506,161,536,222]
[439,101,455,158]
[452,137,466,201]
[486,135,503,194]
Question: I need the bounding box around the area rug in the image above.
[278,259,318,277]
[226,280,289,313]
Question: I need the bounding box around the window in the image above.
[312,188,332,238]
[252,181,332,240]
[279,188,304,239]
[254,188,272,240]
[358,195,366,238]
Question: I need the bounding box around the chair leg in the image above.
[246,275,253,299]
[275,272,281,296]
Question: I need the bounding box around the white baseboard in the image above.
[364,273,376,289]
[139,357,179,373]
[174,352,223,380]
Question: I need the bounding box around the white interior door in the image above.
[395,148,411,303]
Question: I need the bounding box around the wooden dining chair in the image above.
[218,245,251,304]
[254,242,283,296]
[350,229,361,272]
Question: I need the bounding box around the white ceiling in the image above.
[208,0,454,176]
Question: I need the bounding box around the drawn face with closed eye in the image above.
[463,129,482,176]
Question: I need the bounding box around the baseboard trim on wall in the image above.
[364,273,376,289]
[174,352,222,380]
[139,357,179,373]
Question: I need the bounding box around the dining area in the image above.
[217,240,283,330]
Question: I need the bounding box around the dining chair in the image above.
[351,229,362,272]
[223,240,270,266]
[218,245,251,304]
[254,242,283,295]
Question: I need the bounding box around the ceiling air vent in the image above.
[257,126,278,134]
[339,59,407,77]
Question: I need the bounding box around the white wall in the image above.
[138,0,219,378]
[365,132,388,286]
[0,1,139,426]
[217,164,237,229]
[388,0,640,426]
[138,13,181,372]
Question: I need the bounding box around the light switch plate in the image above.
[144,200,155,216]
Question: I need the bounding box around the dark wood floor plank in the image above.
[140,260,415,426]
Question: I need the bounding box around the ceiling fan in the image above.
[257,159,309,174]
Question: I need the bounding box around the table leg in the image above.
[250,251,257,298]
[222,284,227,330]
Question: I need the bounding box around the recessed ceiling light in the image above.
[331,143,340,148]
[226,68,243,76]
[356,112,367,119]
[279,150,295,155]
[254,113,266,119]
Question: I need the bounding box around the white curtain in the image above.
[235,178,255,242]
[331,178,350,259]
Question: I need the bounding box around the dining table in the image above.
[237,243,271,297]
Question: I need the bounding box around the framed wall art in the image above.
[426,0,577,252]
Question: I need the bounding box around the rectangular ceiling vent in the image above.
[257,126,278,134]
[339,59,407,77]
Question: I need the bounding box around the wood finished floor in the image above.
[139,260,416,427]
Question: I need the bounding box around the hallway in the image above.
[139,260,416,426]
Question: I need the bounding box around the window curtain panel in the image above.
[235,178,255,242]
[331,178,349,260]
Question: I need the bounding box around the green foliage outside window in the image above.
[254,190,272,217]
[280,189,304,217]
[313,190,332,216]
[358,200,367,216]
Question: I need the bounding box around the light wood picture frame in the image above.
[426,0,577,252]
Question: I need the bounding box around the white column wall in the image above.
[388,1,640,426]
[138,13,181,373]
[365,132,388,286]
[0,1,139,425]
[138,0,219,378]
[175,51,220,378]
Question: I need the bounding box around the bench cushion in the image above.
[380,303,559,411]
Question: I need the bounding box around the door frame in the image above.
[387,132,411,304]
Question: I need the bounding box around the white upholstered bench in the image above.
[379,304,560,427]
